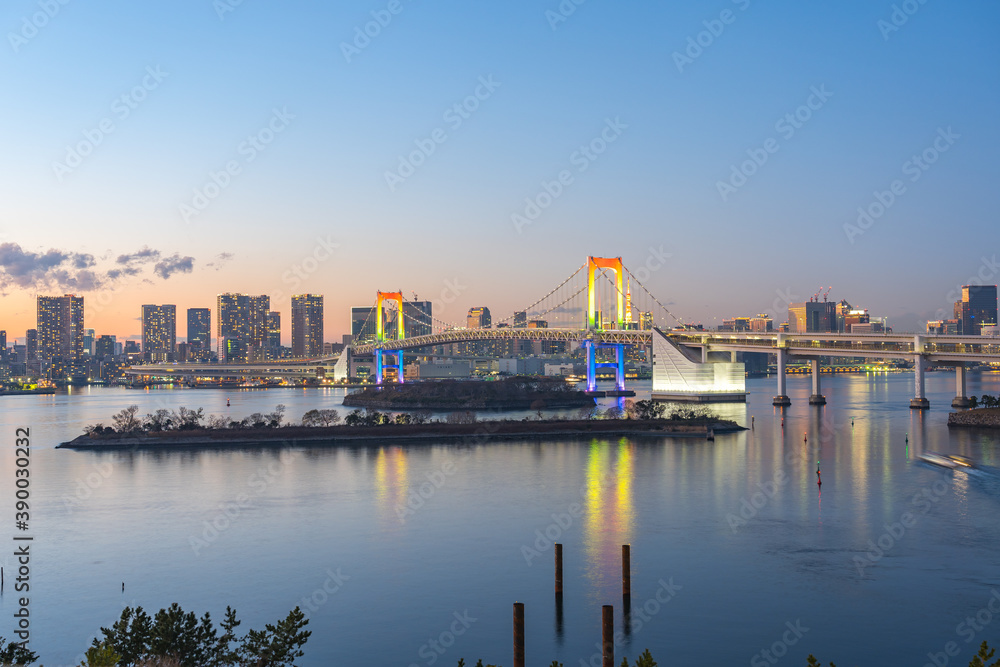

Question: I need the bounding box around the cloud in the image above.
[206,252,234,270]
[0,242,198,293]
[116,246,161,265]
[153,254,195,279]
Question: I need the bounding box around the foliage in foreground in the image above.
[0,603,309,666]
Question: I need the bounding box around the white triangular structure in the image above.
[651,329,746,402]
[331,347,350,381]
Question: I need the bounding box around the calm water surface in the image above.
[2,372,1000,666]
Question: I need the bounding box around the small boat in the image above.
[919,452,975,470]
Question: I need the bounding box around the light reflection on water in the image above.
[0,372,998,665]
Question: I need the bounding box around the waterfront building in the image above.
[292,295,324,357]
[141,305,176,362]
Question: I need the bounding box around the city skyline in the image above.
[1,1,998,341]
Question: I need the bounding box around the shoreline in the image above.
[57,418,746,451]
[947,407,1000,429]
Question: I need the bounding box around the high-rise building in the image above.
[403,301,433,338]
[215,294,270,361]
[142,305,177,361]
[513,311,527,328]
[267,311,282,356]
[217,294,250,362]
[248,295,270,359]
[37,295,84,379]
[25,329,37,361]
[352,306,381,345]
[788,299,837,333]
[467,307,491,329]
[0,330,6,359]
[95,335,117,359]
[639,312,654,331]
[187,308,211,350]
[292,295,324,357]
[83,328,95,356]
[749,314,773,332]
[954,285,998,335]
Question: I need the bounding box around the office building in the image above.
[749,315,773,332]
[954,285,998,335]
[513,311,527,327]
[267,311,282,356]
[351,306,381,345]
[217,294,269,362]
[467,307,491,329]
[187,308,211,350]
[403,300,433,338]
[25,329,37,361]
[83,328,95,356]
[95,335,117,359]
[719,317,751,332]
[37,295,84,379]
[292,295,324,357]
[640,312,654,331]
[788,299,837,333]
[142,305,177,361]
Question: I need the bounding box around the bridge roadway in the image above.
[127,329,1000,408]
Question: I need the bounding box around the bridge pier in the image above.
[910,354,929,409]
[952,364,970,408]
[773,348,790,407]
[809,359,826,405]
[585,340,630,395]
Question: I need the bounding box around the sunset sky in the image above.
[2,0,998,343]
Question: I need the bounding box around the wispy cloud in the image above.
[0,242,198,293]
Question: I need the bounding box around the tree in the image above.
[301,409,341,427]
[969,641,1000,667]
[92,604,308,667]
[112,405,143,433]
[174,407,205,431]
[265,404,286,428]
[0,636,38,665]
[144,409,174,432]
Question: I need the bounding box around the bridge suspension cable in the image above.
[622,265,690,329]
[495,263,586,326]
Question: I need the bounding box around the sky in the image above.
[1,0,998,343]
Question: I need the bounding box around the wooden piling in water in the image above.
[602,605,614,667]
[622,544,631,597]
[555,543,563,594]
[513,602,525,667]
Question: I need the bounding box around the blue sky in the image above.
[1,0,998,339]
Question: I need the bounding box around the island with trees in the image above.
[57,399,745,451]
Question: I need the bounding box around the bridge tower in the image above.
[375,291,405,385]
[585,256,628,394]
